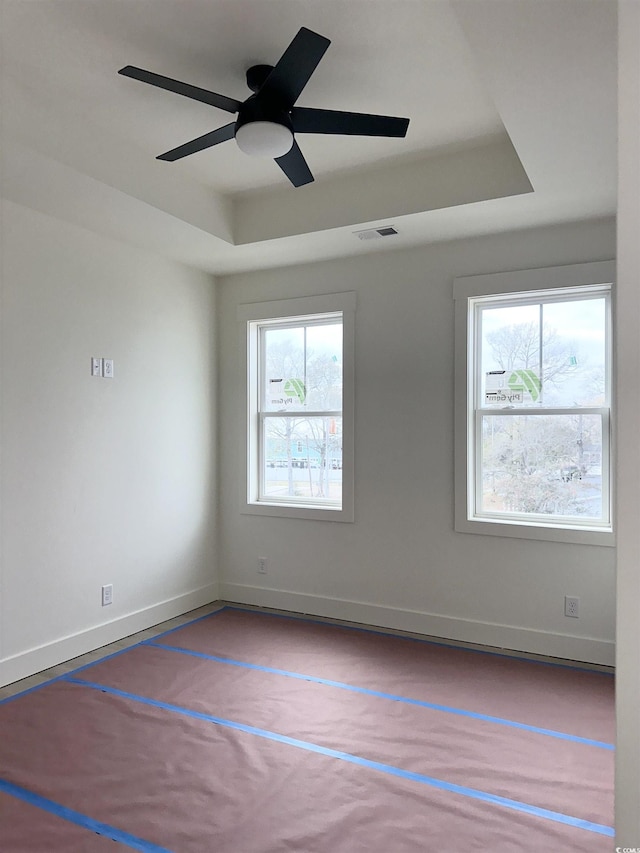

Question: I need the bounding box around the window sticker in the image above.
[485,369,541,405]
[268,378,307,407]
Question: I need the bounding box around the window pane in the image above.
[480,298,607,409]
[262,322,342,413]
[480,414,603,520]
[305,323,342,411]
[541,299,606,406]
[263,326,306,412]
[263,416,342,502]
[481,304,541,408]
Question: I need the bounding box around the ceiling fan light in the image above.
[235,120,294,158]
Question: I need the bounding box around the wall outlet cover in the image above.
[564,595,580,618]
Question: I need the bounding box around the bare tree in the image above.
[482,322,600,516]
[486,322,579,387]
[301,352,342,497]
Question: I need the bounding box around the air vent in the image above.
[353,226,399,241]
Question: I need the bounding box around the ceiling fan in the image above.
[118,26,410,187]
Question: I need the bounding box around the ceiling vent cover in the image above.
[354,226,399,241]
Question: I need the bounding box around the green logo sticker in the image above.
[508,369,541,401]
[283,379,306,404]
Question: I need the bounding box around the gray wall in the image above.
[218,217,616,664]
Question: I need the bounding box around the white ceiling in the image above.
[1,0,617,275]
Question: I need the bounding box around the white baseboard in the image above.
[220,583,614,667]
[0,583,220,688]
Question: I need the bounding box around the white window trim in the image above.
[453,260,615,546]
[238,292,355,522]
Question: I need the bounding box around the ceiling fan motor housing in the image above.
[235,94,293,134]
[234,93,294,157]
[245,64,275,93]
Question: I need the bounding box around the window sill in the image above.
[455,515,615,546]
[242,500,354,523]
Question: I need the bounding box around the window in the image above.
[238,292,355,522]
[454,261,614,545]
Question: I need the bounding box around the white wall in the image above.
[0,200,616,689]
[615,0,640,844]
[0,201,218,686]
[218,218,616,665]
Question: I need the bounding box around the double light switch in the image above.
[91,358,114,378]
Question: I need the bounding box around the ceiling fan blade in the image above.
[275,141,314,187]
[157,123,236,161]
[292,107,409,138]
[258,28,330,106]
[118,66,242,113]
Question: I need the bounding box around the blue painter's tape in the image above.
[0,777,172,852]
[141,609,228,644]
[145,641,614,751]
[218,606,614,676]
[65,676,615,839]
[0,608,226,707]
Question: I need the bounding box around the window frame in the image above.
[454,260,615,546]
[238,292,355,522]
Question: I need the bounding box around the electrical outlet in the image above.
[564,595,580,618]
[102,584,113,606]
[257,557,268,575]
[102,359,114,379]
